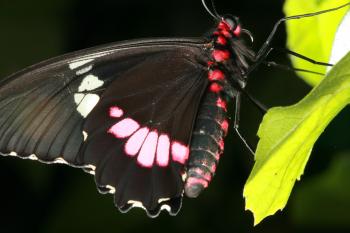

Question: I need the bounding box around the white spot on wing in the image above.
[9,151,17,156]
[76,65,93,75]
[74,93,85,104]
[158,197,170,203]
[83,131,88,141]
[85,164,96,171]
[160,204,171,212]
[54,158,68,164]
[28,154,38,160]
[128,200,146,210]
[182,172,187,182]
[106,185,116,194]
[76,94,100,117]
[78,74,104,92]
[69,59,94,70]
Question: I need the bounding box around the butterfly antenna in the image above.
[202,0,220,20]
[256,2,350,62]
[209,0,220,18]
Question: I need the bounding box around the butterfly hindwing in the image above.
[81,51,208,215]
[0,38,208,216]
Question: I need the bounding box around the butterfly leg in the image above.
[245,2,350,76]
[233,93,255,156]
[273,47,333,67]
[263,60,325,76]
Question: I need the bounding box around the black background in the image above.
[0,0,350,232]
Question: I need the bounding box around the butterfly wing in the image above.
[0,38,209,216]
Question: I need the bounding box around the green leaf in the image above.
[243,52,350,225]
[284,0,350,86]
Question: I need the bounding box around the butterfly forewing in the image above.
[0,38,209,216]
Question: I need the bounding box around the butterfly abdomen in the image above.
[185,90,229,198]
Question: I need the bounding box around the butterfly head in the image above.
[217,15,241,38]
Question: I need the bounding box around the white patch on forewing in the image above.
[75,94,100,117]
[74,93,85,104]
[82,131,88,141]
[78,74,104,92]
[181,172,187,182]
[76,65,93,75]
[158,197,170,203]
[69,59,94,70]
[9,151,18,156]
[328,10,350,72]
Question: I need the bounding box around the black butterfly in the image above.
[1,0,346,218]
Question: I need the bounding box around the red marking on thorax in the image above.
[208,70,225,81]
[209,83,223,93]
[218,21,231,32]
[233,25,241,36]
[211,50,230,62]
[216,36,227,45]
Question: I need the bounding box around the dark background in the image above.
[0,0,350,232]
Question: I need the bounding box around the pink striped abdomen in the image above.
[184,91,229,198]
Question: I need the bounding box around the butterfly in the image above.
[3,0,347,218]
[0,2,256,216]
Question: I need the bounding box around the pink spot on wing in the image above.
[218,21,231,31]
[171,141,189,164]
[156,134,170,167]
[125,127,149,156]
[109,106,124,118]
[108,118,139,138]
[137,131,158,167]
